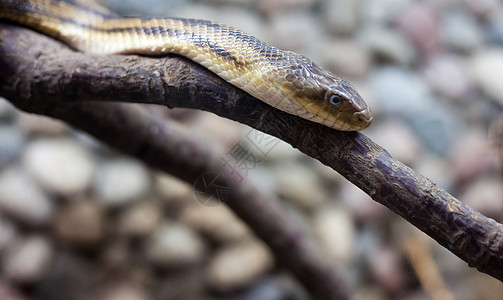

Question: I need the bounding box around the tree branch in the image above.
[0,25,350,299]
[1,22,503,285]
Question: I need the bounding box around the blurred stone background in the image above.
[0,0,503,299]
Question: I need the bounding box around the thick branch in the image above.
[1,24,503,283]
[0,25,350,299]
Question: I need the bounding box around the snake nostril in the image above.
[357,115,364,123]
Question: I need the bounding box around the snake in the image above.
[0,0,373,131]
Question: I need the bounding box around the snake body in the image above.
[0,0,373,131]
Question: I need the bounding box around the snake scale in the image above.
[0,0,373,131]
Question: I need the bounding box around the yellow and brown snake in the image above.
[0,0,373,131]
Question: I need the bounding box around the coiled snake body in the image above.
[0,0,373,131]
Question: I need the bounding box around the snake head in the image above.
[320,80,373,131]
[284,62,373,131]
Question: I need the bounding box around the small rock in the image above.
[55,200,106,248]
[16,113,68,136]
[207,239,274,291]
[470,48,503,105]
[320,39,371,78]
[145,222,206,268]
[257,0,315,14]
[357,25,416,65]
[459,177,502,220]
[0,168,54,225]
[101,284,149,300]
[0,126,25,168]
[0,280,29,300]
[421,54,473,100]
[368,245,407,294]
[271,162,325,210]
[186,112,245,148]
[23,138,96,196]
[415,154,452,190]
[368,121,422,166]
[4,236,53,283]
[242,276,306,300]
[155,173,193,204]
[0,98,17,122]
[449,129,496,184]
[368,67,459,155]
[180,203,250,243]
[322,0,360,35]
[246,135,302,161]
[463,0,501,18]
[488,10,503,45]
[360,0,412,24]
[441,9,483,53]
[268,11,324,58]
[94,158,151,208]
[119,201,162,237]
[0,215,17,252]
[312,205,356,263]
[338,180,389,223]
[394,2,441,58]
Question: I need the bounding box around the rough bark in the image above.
[1,23,503,286]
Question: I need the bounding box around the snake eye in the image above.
[328,94,343,108]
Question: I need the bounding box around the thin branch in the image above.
[1,23,503,283]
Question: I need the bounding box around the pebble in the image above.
[415,154,452,190]
[360,0,412,24]
[3,236,53,283]
[320,39,372,78]
[338,179,390,223]
[55,200,105,248]
[0,126,25,168]
[368,67,459,155]
[463,0,501,18]
[394,2,441,58]
[16,113,68,136]
[271,162,325,210]
[0,215,17,252]
[247,136,303,161]
[180,203,250,243]
[257,0,315,15]
[94,158,151,208]
[322,0,360,35]
[312,205,356,263]
[186,111,246,148]
[459,177,503,220]
[207,239,274,291]
[441,9,483,53]
[0,168,54,225]
[369,121,422,166]
[357,25,416,65]
[23,138,96,196]
[119,201,162,238]
[145,222,206,268]
[0,97,17,122]
[421,54,473,100]
[101,284,149,300]
[367,245,407,294]
[155,172,193,204]
[470,48,503,105]
[488,11,503,45]
[0,280,28,300]
[268,11,324,58]
[448,129,496,184]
